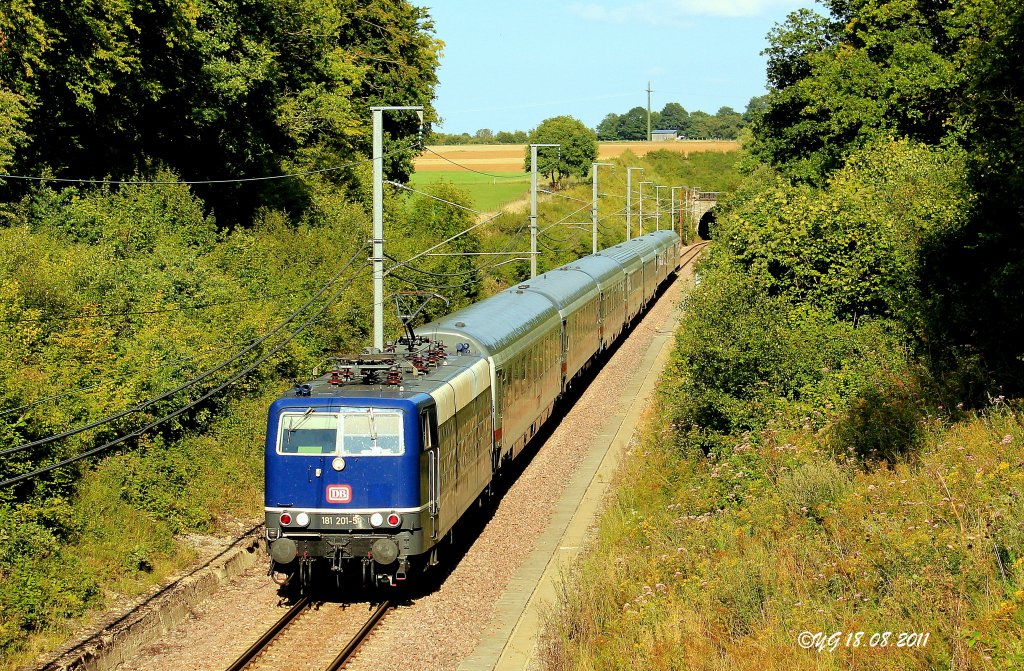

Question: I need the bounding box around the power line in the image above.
[0,336,265,419]
[386,179,482,215]
[0,261,371,489]
[538,188,590,205]
[0,142,418,186]
[0,288,308,324]
[0,244,367,459]
[385,219,531,292]
[539,201,593,235]
[421,147,529,180]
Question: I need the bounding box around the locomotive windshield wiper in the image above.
[287,407,316,434]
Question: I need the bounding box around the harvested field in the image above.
[413,141,739,172]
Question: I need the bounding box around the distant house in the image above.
[650,129,678,142]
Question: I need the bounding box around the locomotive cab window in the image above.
[340,410,404,456]
[275,408,404,456]
[278,412,338,455]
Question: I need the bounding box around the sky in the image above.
[421,0,818,134]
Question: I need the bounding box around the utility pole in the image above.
[530,143,559,278]
[372,105,423,353]
[646,81,654,141]
[639,181,654,236]
[671,186,683,243]
[655,185,668,231]
[591,162,614,254]
[626,167,643,240]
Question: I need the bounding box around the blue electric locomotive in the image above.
[264,231,681,588]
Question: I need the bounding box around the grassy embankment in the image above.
[539,141,1024,669]
[541,367,1024,670]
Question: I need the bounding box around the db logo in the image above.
[326,485,352,503]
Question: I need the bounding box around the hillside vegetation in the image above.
[541,1,1024,669]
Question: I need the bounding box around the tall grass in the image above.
[539,395,1024,670]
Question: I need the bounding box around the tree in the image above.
[596,113,621,140]
[688,110,712,138]
[522,116,597,186]
[750,2,965,183]
[743,96,769,124]
[706,106,744,139]
[617,106,649,140]
[659,102,691,135]
[474,128,494,142]
[0,91,28,180]
[0,0,442,223]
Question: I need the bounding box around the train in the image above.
[263,230,682,588]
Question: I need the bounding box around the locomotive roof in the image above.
[275,352,486,402]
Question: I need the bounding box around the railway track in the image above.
[225,598,391,671]
[679,239,709,268]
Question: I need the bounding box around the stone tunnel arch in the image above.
[697,208,716,240]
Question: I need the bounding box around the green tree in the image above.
[750,2,964,183]
[659,102,691,135]
[688,110,712,138]
[0,90,28,180]
[523,116,597,186]
[617,106,649,140]
[706,106,744,139]
[0,0,442,223]
[596,113,620,140]
[743,95,769,124]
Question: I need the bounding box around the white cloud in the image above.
[569,0,804,22]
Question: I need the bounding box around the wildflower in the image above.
[1001,435,1013,445]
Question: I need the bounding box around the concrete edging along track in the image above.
[33,529,263,671]
[458,250,698,671]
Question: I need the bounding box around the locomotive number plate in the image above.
[322,515,362,526]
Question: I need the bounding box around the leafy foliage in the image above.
[0,0,441,223]
[522,115,598,186]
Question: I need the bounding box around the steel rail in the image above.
[679,241,710,268]
[323,600,392,671]
[224,596,311,671]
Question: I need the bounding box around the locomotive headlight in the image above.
[295,512,310,527]
[332,457,346,472]
[370,512,384,527]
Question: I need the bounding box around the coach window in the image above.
[278,412,339,455]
